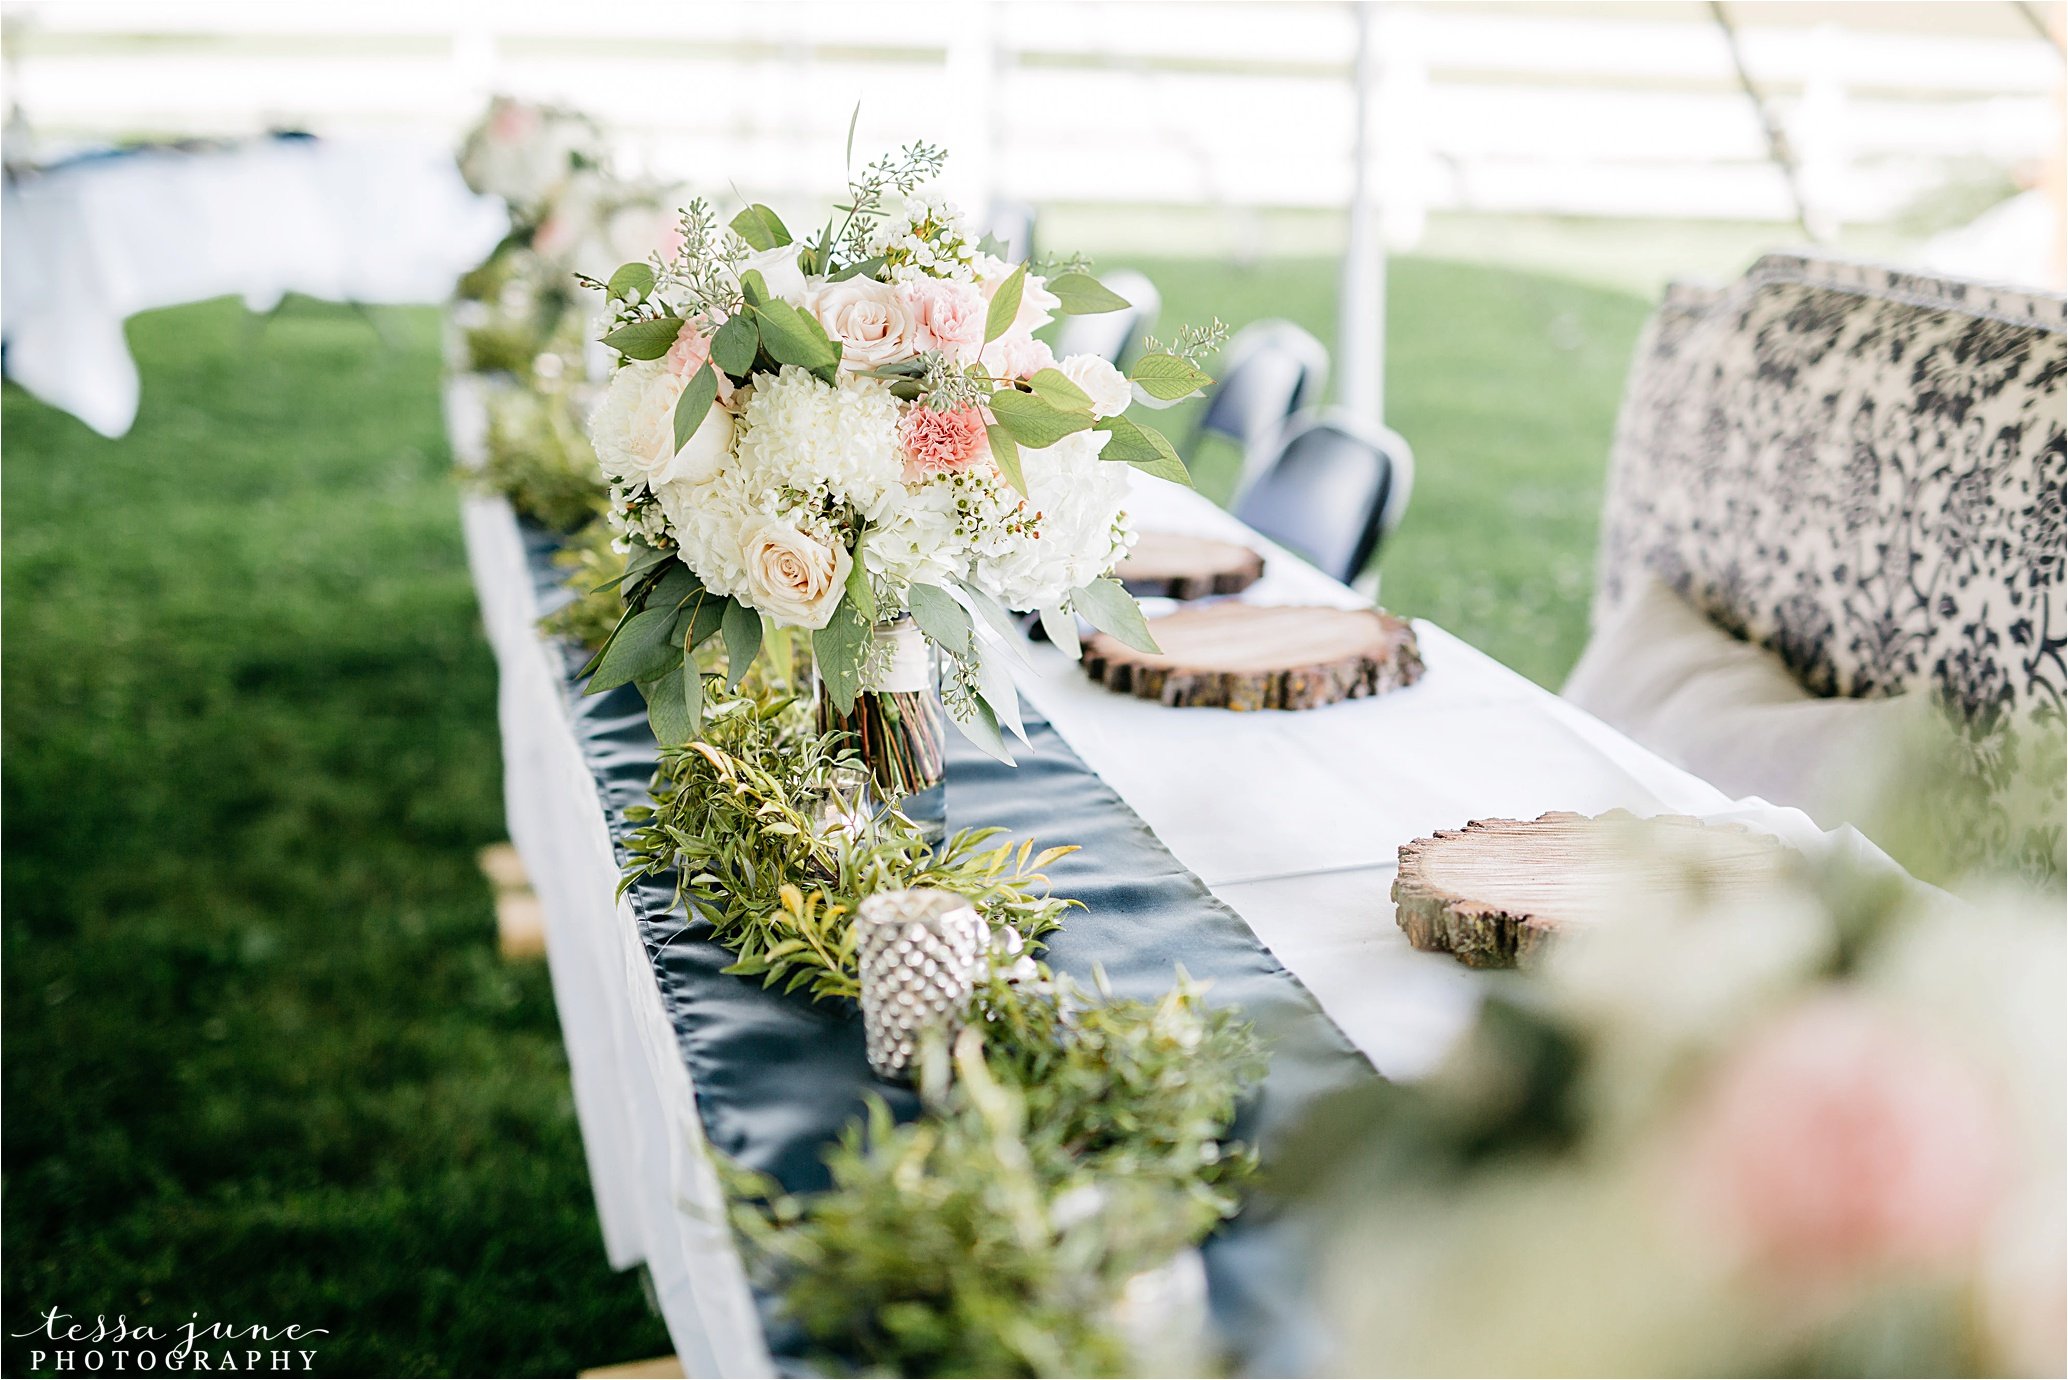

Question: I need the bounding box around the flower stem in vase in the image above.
[816,617,947,845]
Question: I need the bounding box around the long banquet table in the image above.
[446,371,1884,1375]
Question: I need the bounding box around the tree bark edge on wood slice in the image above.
[1392,810,1796,968]
[1116,532,1266,600]
[1082,603,1424,710]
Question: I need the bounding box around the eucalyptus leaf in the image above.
[986,424,1026,496]
[721,598,763,688]
[753,298,839,371]
[1036,603,1081,659]
[1047,271,1131,315]
[643,659,697,744]
[1092,415,1192,486]
[606,262,656,302]
[602,316,684,361]
[990,389,1092,451]
[1129,352,1214,401]
[812,596,870,716]
[945,688,1015,765]
[1027,367,1093,415]
[576,598,640,678]
[830,254,887,283]
[588,605,679,693]
[684,587,729,649]
[907,582,974,659]
[971,633,1030,746]
[983,263,1027,345]
[1071,576,1160,655]
[730,203,792,251]
[711,313,758,376]
[843,535,875,624]
[672,362,718,455]
[740,269,768,308]
[952,579,1031,666]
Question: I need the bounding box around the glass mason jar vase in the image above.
[814,615,948,844]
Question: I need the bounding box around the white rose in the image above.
[739,243,808,302]
[803,277,921,370]
[1057,353,1133,418]
[590,359,737,491]
[740,517,852,629]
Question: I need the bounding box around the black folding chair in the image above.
[984,197,1037,265]
[1232,410,1415,586]
[1197,320,1329,500]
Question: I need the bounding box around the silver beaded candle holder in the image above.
[855,888,986,1082]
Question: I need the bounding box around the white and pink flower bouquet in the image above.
[575,141,1220,817]
[456,96,605,228]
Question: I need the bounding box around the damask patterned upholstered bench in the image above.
[1583,251,2065,880]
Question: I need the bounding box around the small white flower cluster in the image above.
[868,193,981,283]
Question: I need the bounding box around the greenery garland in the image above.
[473,387,610,533]
[618,671,1268,1375]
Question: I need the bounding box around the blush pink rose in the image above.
[1673,995,2008,1288]
[899,279,987,364]
[899,405,990,481]
[664,318,736,404]
[488,101,540,144]
[980,332,1056,382]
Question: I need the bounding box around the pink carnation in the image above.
[664,318,736,403]
[899,405,989,481]
[899,279,987,364]
[1674,995,2008,1288]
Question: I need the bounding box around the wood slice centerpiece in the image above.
[1116,531,1266,600]
[1082,603,1424,710]
[1393,810,1796,968]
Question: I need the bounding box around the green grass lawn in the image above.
[2,299,671,1377]
[1,259,1653,1375]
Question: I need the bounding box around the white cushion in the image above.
[1563,578,1929,833]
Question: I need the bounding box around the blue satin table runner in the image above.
[520,520,1382,1374]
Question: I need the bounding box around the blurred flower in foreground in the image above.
[1305,847,2064,1377]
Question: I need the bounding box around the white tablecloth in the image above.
[5,138,504,436]
[451,379,1895,1370]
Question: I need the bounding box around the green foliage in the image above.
[539,519,628,652]
[729,977,1264,1378]
[463,318,542,375]
[601,315,682,360]
[1071,577,1160,655]
[474,387,609,532]
[984,263,1028,345]
[622,683,1076,1003]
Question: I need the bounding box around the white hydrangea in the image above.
[730,367,904,518]
[866,475,970,593]
[970,429,1133,611]
[651,465,768,604]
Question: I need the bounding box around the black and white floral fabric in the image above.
[1597,252,2065,880]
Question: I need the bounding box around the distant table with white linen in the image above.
[4,137,504,437]
[450,372,1890,1373]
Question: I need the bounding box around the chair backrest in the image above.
[1596,251,2065,878]
[1201,320,1330,497]
[1050,267,1158,367]
[1598,250,2065,721]
[1233,410,1414,584]
[985,197,1036,265]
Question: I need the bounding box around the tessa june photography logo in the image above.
[13,1309,328,1374]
